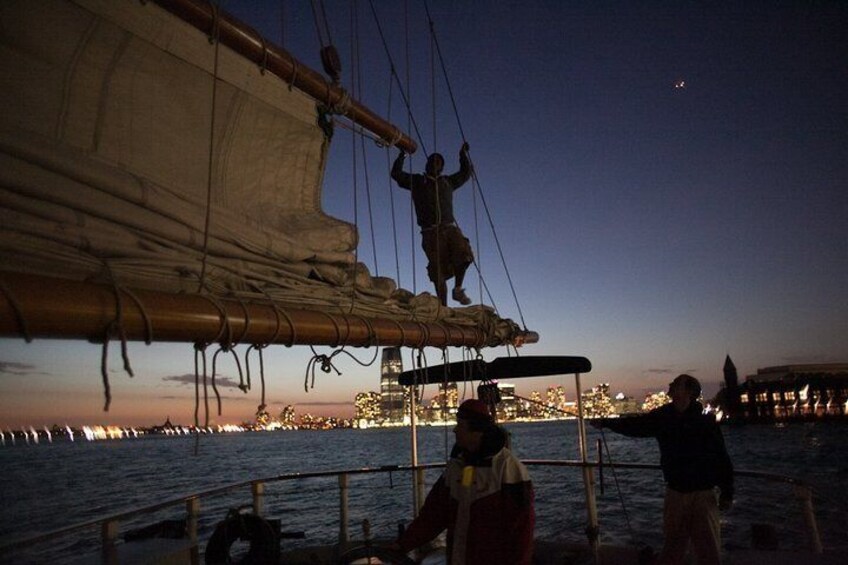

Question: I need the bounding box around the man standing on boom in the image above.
[392,142,474,306]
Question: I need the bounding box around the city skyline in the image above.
[2,1,846,428]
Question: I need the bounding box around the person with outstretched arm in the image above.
[593,374,733,565]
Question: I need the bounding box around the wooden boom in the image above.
[0,273,537,349]
[151,0,417,153]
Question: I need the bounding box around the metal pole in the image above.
[409,384,422,515]
[252,482,265,516]
[186,497,200,563]
[101,519,119,565]
[338,474,349,544]
[794,484,823,553]
[575,372,600,561]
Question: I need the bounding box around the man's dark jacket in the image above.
[602,401,734,497]
[391,151,471,228]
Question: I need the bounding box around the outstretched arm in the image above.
[446,142,472,189]
[391,150,412,189]
[593,412,662,438]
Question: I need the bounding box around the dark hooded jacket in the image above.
[391,151,471,228]
[602,401,734,498]
[398,426,535,565]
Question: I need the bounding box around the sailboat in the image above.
[0,1,840,564]
[0,0,533,351]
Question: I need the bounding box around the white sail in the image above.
[0,0,522,340]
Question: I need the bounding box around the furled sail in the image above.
[0,0,533,347]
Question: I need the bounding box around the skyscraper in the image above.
[380,347,405,424]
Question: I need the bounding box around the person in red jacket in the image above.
[396,399,535,564]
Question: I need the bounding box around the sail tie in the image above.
[211,345,245,414]
[387,319,408,347]
[245,344,268,415]
[414,321,431,350]
[287,55,299,91]
[317,311,343,347]
[304,349,343,392]
[327,87,352,115]
[231,296,250,350]
[194,342,211,429]
[98,268,140,412]
[258,35,269,75]
[0,276,32,343]
[303,334,380,392]
[248,283,298,346]
[196,293,232,345]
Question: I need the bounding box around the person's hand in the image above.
[461,141,470,154]
[719,493,733,511]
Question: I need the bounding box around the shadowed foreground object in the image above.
[398,356,591,386]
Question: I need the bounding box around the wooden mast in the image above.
[151,0,417,153]
[0,273,537,348]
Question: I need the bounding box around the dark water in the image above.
[1,421,846,562]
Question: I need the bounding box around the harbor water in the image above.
[1,420,846,562]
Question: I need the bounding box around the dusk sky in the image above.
[1,1,846,427]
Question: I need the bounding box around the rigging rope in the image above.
[422,0,528,329]
[99,266,138,412]
[194,342,211,428]
[366,0,429,158]
[197,1,222,294]
[303,345,380,393]
[598,427,637,542]
[386,77,402,285]
[404,0,417,295]
[352,0,379,279]
[0,276,32,343]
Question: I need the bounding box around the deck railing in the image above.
[0,460,822,562]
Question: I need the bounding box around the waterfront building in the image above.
[496,383,518,421]
[582,383,613,418]
[528,390,545,419]
[611,392,641,415]
[380,347,405,424]
[426,382,458,423]
[547,386,567,416]
[355,391,382,427]
[722,355,743,420]
[729,363,848,422]
[642,390,671,412]
[279,405,296,428]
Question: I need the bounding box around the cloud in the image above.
[0,361,45,376]
[646,368,698,376]
[162,374,244,389]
